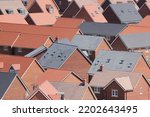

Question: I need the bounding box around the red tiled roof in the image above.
[53,17,84,29]
[13,33,51,49]
[0,55,35,76]
[0,31,19,46]
[120,24,150,35]
[138,15,150,26]
[0,23,78,40]
[0,14,27,24]
[27,13,57,25]
[38,69,71,84]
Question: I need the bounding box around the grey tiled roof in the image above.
[88,50,142,74]
[25,46,47,57]
[71,35,104,51]
[50,82,89,100]
[80,22,127,36]
[119,32,150,49]
[0,72,16,99]
[39,43,78,69]
[109,3,142,23]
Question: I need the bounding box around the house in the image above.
[90,70,150,100]
[38,43,92,82]
[26,80,61,100]
[54,0,73,13]
[88,50,150,80]
[0,32,53,56]
[0,0,28,17]
[138,1,150,17]
[138,15,150,26]
[53,17,84,29]
[75,5,107,22]
[101,0,139,10]
[28,0,60,18]
[0,22,79,40]
[63,0,99,18]
[0,72,29,100]
[37,69,83,84]
[0,55,45,91]
[71,35,112,61]
[50,81,97,100]
[111,32,150,65]
[80,22,127,43]
[0,14,27,24]
[103,3,142,24]
[25,13,57,26]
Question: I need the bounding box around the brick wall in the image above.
[63,2,80,17]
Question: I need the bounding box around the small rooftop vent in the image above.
[127,63,133,68]
[119,60,124,64]
[106,59,111,63]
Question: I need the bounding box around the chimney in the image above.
[57,92,65,100]
[32,84,38,90]
[54,37,58,42]
[82,79,86,86]
[97,64,104,72]
[0,62,4,69]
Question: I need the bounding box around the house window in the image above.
[137,48,141,52]
[106,36,111,41]
[6,9,13,14]
[111,89,118,97]
[18,48,22,53]
[145,48,149,53]
[88,50,92,56]
[93,87,101,94]
[145,56,149,62]
[48,5,54,13]
[17,8,25,15]
[3,46,8,51]
[129,49,134,52]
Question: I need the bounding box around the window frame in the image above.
[111,89,118,97]
[93,87,101,94]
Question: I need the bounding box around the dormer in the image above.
[9,64,21,73]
